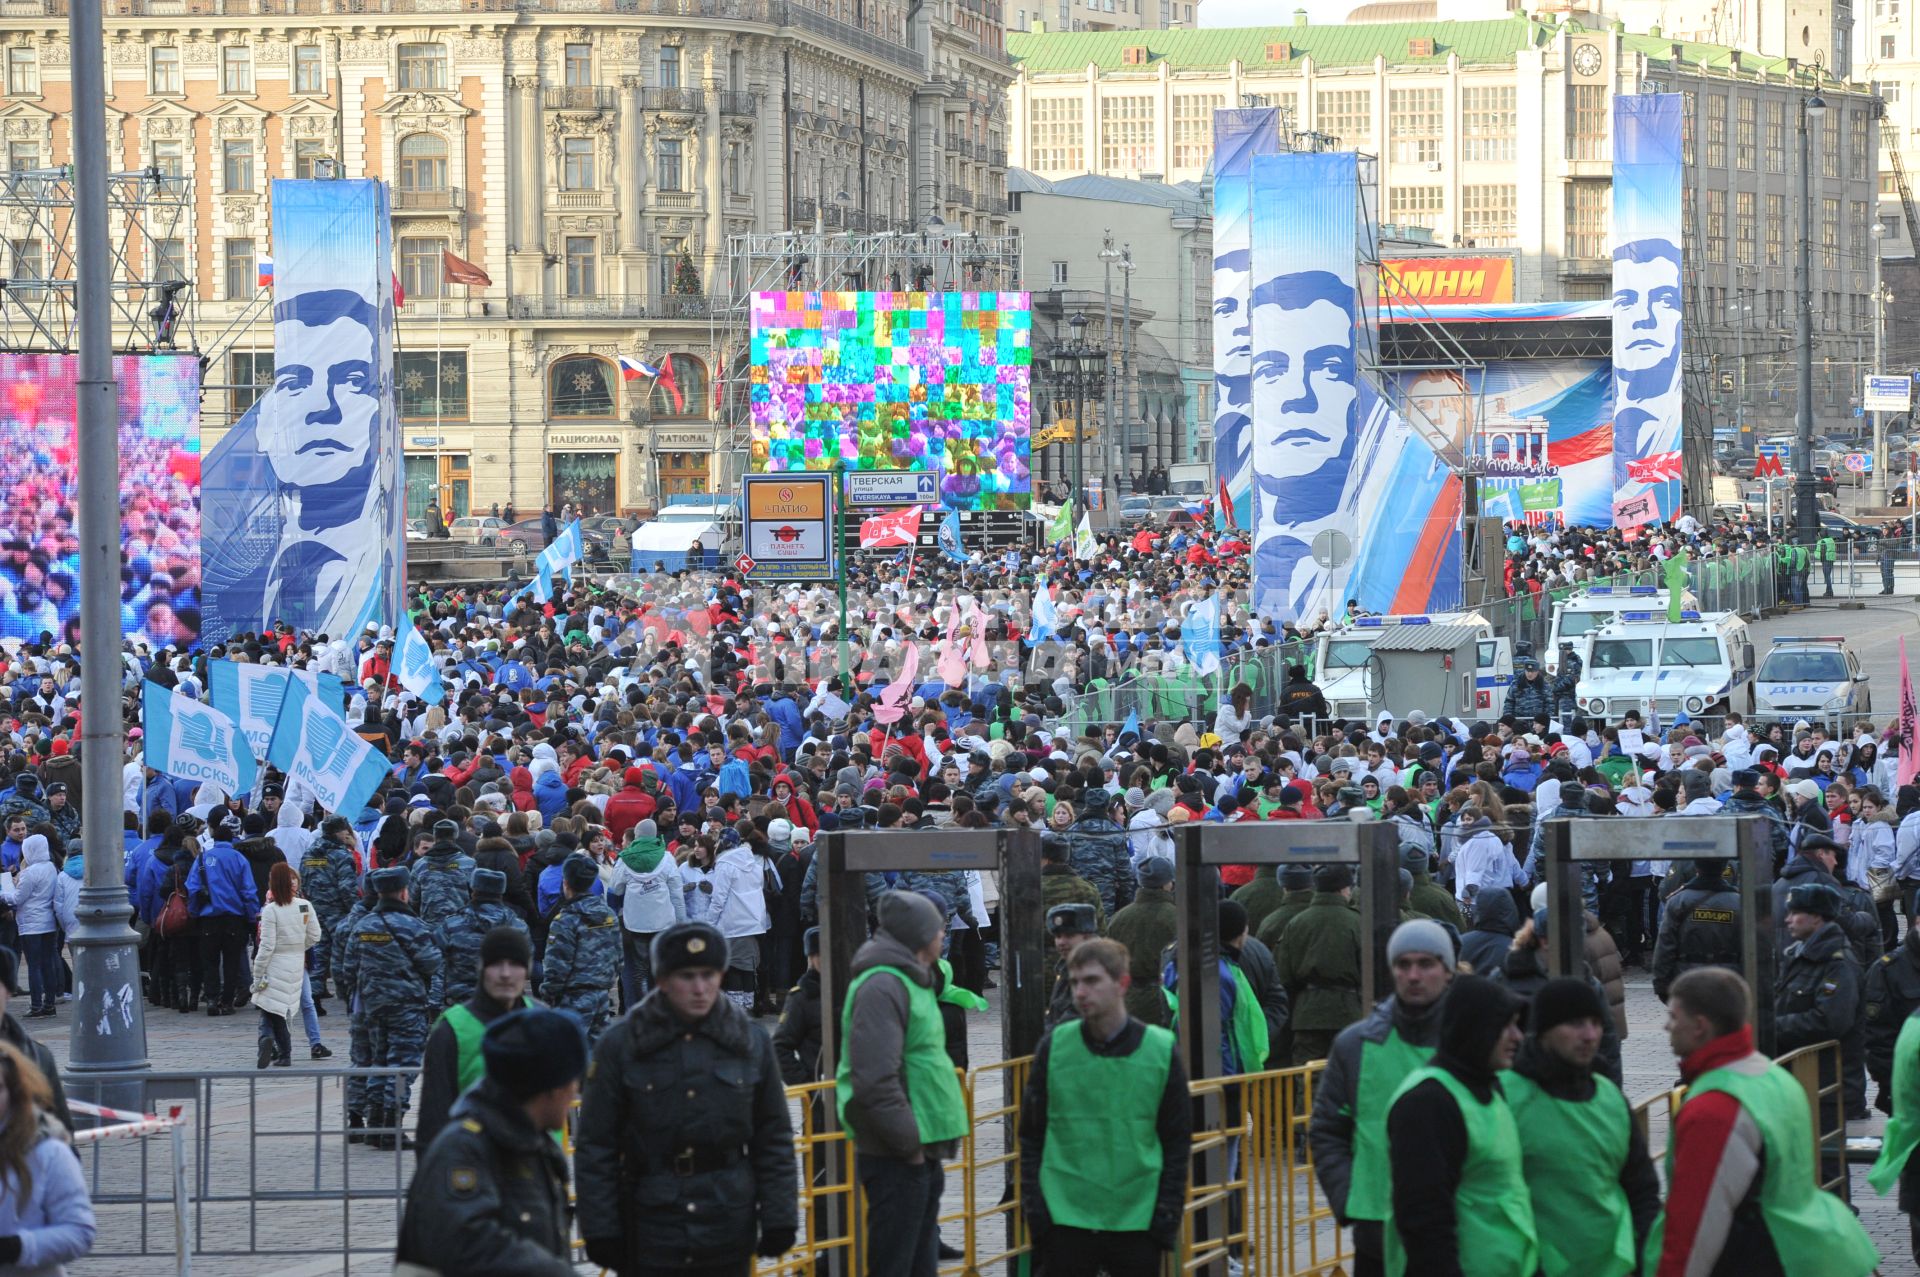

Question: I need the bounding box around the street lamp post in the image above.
[1042,312,1107,517]
[1871,222,1890,507]
[1794,82,1828,546]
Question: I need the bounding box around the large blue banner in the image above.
[200,180,403,645]
[1611,94,1685,528]
[1210,108,1283,532]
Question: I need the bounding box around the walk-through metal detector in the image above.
[1173,819,1402,1274]
[810,827,1044,1276]
[1540,815,1775,1052]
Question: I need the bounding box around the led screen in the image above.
[0,353,202,648]
[749,290,1032,511]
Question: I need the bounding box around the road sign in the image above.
[740,473,836,582]
[733,553,756,575]
[1866,374,1914,413]
[1845,452,1873,473]
[843,469,942,507]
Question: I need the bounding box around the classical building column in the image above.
[510,75,542,253]
[619,75,643,254]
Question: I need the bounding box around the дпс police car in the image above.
[1574,609,1756,722]
[1753,635,1870,725]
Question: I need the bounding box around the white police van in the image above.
[1544,585,1700,675]
[1315,612,1513,720]
[1753,635,1871,725]
[1573,609,1756,722]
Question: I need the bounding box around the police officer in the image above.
[1278,663,1328,724]
[396,1006,586,1276]
[1881,524,1900,596]
[417,924,538,1158]
[300,816,360,1008]
[575,920,798,1275]
[1651,857,1741,1003]
[42,782,76,845]
[1776,881,1866,1123]
[1551,642,1583,719]
[1254,863,1318,948]
[339,865,441,1151]
[1867,922,1920,1112]
[1045,903,1101,1027]
[331,877,377,1142]
[1018,937,1191,1276]
[411,819,476,930]
[540,855,621,1041]
[1505,658,1554,722]
[432,870,529,1015]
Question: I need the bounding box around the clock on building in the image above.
[1572,43,1603,77]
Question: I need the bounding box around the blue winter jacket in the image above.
[186,841,260,919]
[0,1129,94,1271]
[533,770,570,823]
[767,695,806,756]
[536,862,605,917]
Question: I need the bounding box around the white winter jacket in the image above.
[609,854,688,935]
[13,837,56,937]
[705,847,770,939]
[250,898,321,1020]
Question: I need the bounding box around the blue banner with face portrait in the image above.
[1209,108,1283,533]
[1611,94,1685,528]
[200,180,404,646]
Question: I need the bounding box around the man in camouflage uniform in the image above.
[0,774,50,832]
[300,815,361,1006]
[434,868,529,1013]
[339,865,441,1150]
[42,783,77,845]
[331,879,376,1140]
[539,856,621,1041]
[1068,790,1133,916]
[1041,835,1106,934]
[409,820,475,931]
[899,865,976,930]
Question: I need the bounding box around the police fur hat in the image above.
[561,854,599,891]
[1045,902,1100,937]
[1280,862,1314,889]
[469,868,507,899]
[433,819,461,842]
[803,926,820,957]
[482,1007,589,1101]
[651,921,729,977]
[1400,844,1430,874]
[1312,863,1353,892]
[1785,882,1843,919]
[1135,856,1175,889]
[370,865,409,894]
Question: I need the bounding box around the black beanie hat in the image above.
[481,1007,588,1100]
[1528,976,1608,1036]
[1312,863,1353,892]
[478,924,532,972]
[562,854,599,891]
[1438,973,1523,1075]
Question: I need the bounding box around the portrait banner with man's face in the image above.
[1611,94,1685,528]
[1209,107,1283,534]
[201,180,403,646]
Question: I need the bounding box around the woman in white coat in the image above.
[251,862,320,1068]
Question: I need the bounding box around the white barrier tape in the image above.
[70,1099,151,1125]
[73,1114,179,1145]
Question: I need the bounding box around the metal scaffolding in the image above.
[0,166,196,355]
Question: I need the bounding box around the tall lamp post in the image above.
[1871,222,1891,507]
[1794,78,1828,546]
[1042,312,1107,517]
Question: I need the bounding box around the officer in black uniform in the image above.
[1046,904,1101,1027]
[1776,881,1867,1122]
[1651,858,1741,1004]
[1866,923,1920,1112]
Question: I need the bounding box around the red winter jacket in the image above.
[603,771,658,843]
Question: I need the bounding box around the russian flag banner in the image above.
[257,255,274,289]
[617,354,662,382]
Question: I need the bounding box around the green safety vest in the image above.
[439,997,537,1095]
[1039,1021,1175,1231]
[1228,964,1268,1073]
[937,958,989,1013]
[835,965,971,1146]
[1343,1030,1433,1222]
[1871,1013,1920,1198]
[1384,1066,1538,1277]
[1816,536,1837,562]
[1646,1060,1879,1277]
[1503,1070,1635,1277]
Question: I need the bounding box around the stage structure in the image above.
[0,167,195,355]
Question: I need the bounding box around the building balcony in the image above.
[393,186,464,212]
[544,86,617,111]
[987,195,1007,215]
[946,184,973,206]
[988,145,1007,168]
[717,90,758,116]
[553,188,614,210]
[642,87,706,113]
[507,293,711,320]
[651,190,698,210]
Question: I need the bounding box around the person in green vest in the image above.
[837,890,970,1277]
[1309,918,1454,1277]
[1867,1005,1920,1266]
[1253,864,1317,949]
[1651,967,1879,1277]
[1383,973,1535,1277]
[1814,530,1838,597]
[1506,978,1660,1277]
[1017,937,1191,1277]
[413,924,538,1158]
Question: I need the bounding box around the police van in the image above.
[1753,635,1871,725]
[1315,612,1513,720]
[1544,585,1700,675]
[1573,610,1756,722]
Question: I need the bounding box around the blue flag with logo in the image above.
[938,510,968,565]
[393,610,444,705]
[143,682,255,797]
[1187,595,1224,675]
[265,675,392,817]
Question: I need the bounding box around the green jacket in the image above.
[1273,893,1364,1031]
[1107,889,1179,1027]
[1407,872,1465,932]
[1815,535,1837,562]
[1231,867,1288,936]
[1041,864,1107,934]
[1255,889,1316,949]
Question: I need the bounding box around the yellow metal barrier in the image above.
[1776,1039,1848,1198]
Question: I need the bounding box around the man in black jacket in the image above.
[1776,882,1867,1123]
[1221,899,1288,1069]
[1866,923,1920,1112]
[773,927,824,1085]
[1652,858,1742,1003]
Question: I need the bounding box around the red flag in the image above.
[1625,450,1683,484]
[858,505,923,549]
[1217,476,1239,532]
[655,355,684,414]
[441,250,492,287]
[392,271,405,309]
[1900,636,1919,788]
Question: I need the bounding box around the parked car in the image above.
[495,517,548,555]
[1118,496,1154,528]
[447,516,506,545]
[1147,495,1203,529]
[405,519,429,541]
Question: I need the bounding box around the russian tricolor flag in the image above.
[617,354,661,382]
[257,255,273,289]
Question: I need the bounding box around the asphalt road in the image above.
[1747,576,1920,718]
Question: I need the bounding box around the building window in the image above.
[1764,99,1787,173]
[398,133,448,195]
[1883,34,1898,58]
[1172,94,1222,172]
[397,43,448,91]
[397,350,468,421]
[1702,93,1726,167]
[153,237,185,282]
[1388,87,1443,164]
[1315,89,1371,147]
[8,239,39,284]
[657,236,685,295]
[1735,95,1757,169]
[1460,184,1516,247]
[1460,84,1516,162]
[1387,184,1442,231]
[659,45,681,88]
[729,49,746,91]
[1028,97,1083,173]
[224,238,255,300]
[1565,181,1607,258]
[563,138,596,190]
[149,46,180,95]
[5,49,36,97]
[1735,190,1756,265]
[565,43,593,87]
[5,142,36,173]
[648,354,706,417]
[1853,199,1870,259]
[1098,96,1155,173]
[399,235,446,301]
[1051,260,1068,285]
[149,140,183,178]
[565,235,597,297]
[1766,193,1786,266]
[294,139,326,180]
[1568,83,1607,160]
[1875,80,1903,105]
[1879,0,1900,19]
[222,140,254,194]
[294,45,324,94]
[1823,108,1841,179]
[549,452,618,513]
[656,138,683,191]
[549,355,616,418]
[1852,108,1870,175]
[1824,196,1840,269]
[1705,187,1726,263]
[221,45,252,94]
[230,351,273,416]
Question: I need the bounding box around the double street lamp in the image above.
[1040,311,1109,514]
[1794,78,1828,546]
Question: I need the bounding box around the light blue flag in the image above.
[266,674,392,817]
[1028,583,1058,646]
[345,562,384,644]
[210,662,345,762]
[938,510,968,565]
[393,611,444,705]
[1119,708,1141,744]
[1187,595,1224,675]
[143,682,255,797]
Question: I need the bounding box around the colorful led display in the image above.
[748,291,1032,512]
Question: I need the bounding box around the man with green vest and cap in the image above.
[1018,937,1191,1277]
[1652,967,1879,1277]
[1274,863,1364,1065]
[1815,528,1838,596]
[1309,918,1454,1277]
[415,924,539,1159]
[1506,977,1660,1277]
[1384,973,1536,1277]
[1254,863,1317,948]
[838,889,970,1277]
